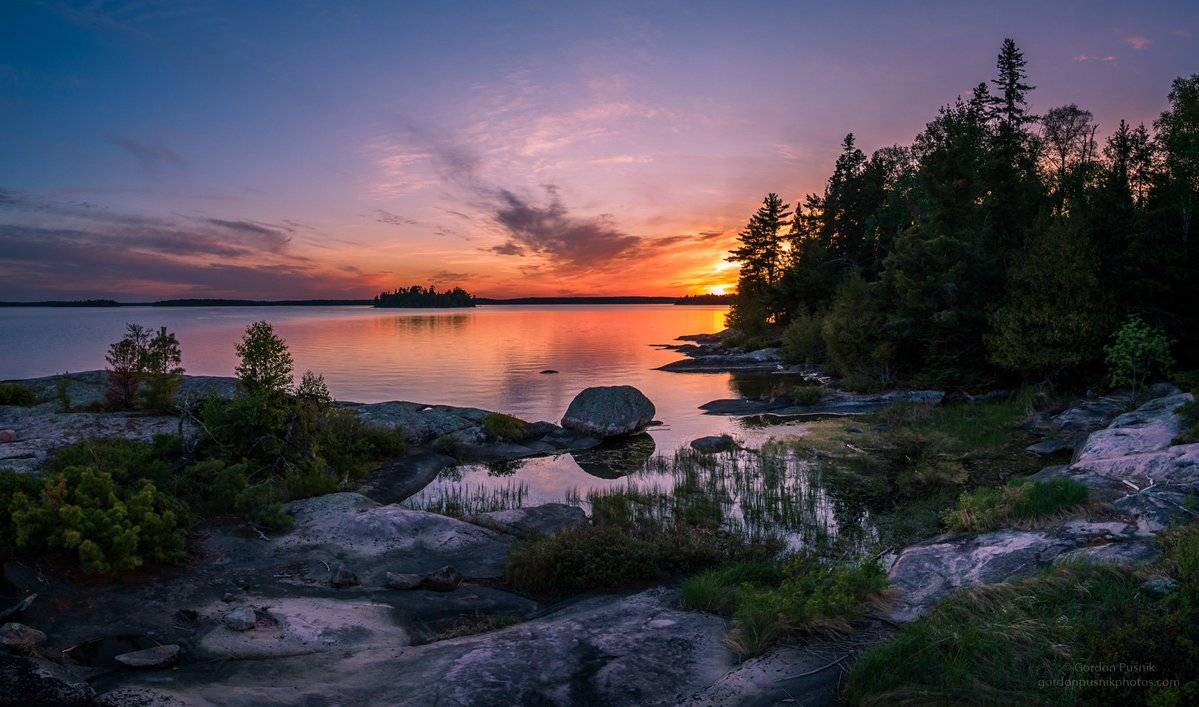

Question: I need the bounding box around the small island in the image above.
[373,285,476,308]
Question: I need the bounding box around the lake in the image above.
[1,304,857,547]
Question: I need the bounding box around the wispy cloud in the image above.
[1124,35,1152,50]
[490,186,642,269]
[106,135,188,171]
[1072,54,1118,63]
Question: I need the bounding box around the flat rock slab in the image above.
[0,409,187,474]
[273,493,515,580]
[658,347,784,372]
[1073,393,1193,463]
[112,588,733,706]
[701,389,945,417]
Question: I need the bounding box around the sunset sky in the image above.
[1,1,1196,300]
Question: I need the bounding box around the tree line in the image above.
[726,39,1198,388]
[373,285,476,308]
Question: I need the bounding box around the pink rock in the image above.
[0,429,16,443]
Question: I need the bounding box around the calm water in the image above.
[1,303,860,546]
[1,304,758,449]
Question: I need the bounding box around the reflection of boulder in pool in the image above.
[570,433,656,479]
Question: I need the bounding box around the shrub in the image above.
[296,370,333,405]
[726,554,889,657]
[780,313,825,365]
[56,376,71,411]
[105,325,148,409]
[483,413,529,441]
[506,525,738,599]
[789,384,823,406]
[944,478,1089,532]
[0,383,38,406]
[235,321,294,395]
[0,470,43,554]
[10,465,186,574]
[1175,400,1199,445]
[680,559,786,615]
[1105,316,1173,394]
[844,525,1199,705]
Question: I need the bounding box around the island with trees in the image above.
[372,285,476,308]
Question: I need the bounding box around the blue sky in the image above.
[1,0,1196,298]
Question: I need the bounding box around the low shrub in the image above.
[944,478,1090,532]
[506,524,746,599]
[790,384,823,406]
[483,413,529,441]
[0,382,39,406]
[1175,400,1199,445]
[680,559,786,615]
[0,470,43,555]
[727,554,889,657]
[844,523,1199,705]
[10,465,186,573]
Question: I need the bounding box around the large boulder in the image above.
[561,386,656,438]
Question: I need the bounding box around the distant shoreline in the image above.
[0,295,733,308]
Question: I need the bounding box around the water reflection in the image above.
[569,433,656,479]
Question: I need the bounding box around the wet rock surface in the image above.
[690,434,739,454]
[658,346,786,372]
[701,388,945,417]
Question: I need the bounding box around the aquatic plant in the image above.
[403,480,529,517]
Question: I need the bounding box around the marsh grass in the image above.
[844,523,1199,705]
[403,480,529,517]
[944,478,1091,532]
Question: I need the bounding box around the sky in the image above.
[1,1,1196,300]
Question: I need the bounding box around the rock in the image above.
[421,565,462,592]
[1026,437,1072,456]
[330,563,360,588]
[1065,444,1199,499]
[1112,489,1199,535]
[1056,540,1162,566]
[1025,391,1133,444]
[114,644,180,669]
[384,572,424,590]
[465,503,588,538]
[701,388,945,418]
[343,401,492,445]
[561,386,656,438]
[95,687,184,706]
[276,493,514,580]
[0,429,15,443]
[0,593,35,622]
[0,622,47,652]
[657,347,784,372]
[689,435,738,454]
[885,530,1081,623]
[1073,393,1194,463]
[540,369,559,375]
[224,607,256,632]
[0,654,94,705]
[1142,575,1178,597]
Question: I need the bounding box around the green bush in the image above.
[944,478,1089,532]
[680,559,786,615]
[56,377,72,411]
[844,524,1199,706]
[104,325,184,411]
[483,413,529,441]
[0,470,43,554]
[1175,400,1199,445]
[10,465,186,574]
[780,313,825,365]
[0,383,39,406]
[726,554,889,657]
[506,524,739,599]
[1105,316,1173,394]
[789,384,823,406]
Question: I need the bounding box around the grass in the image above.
[403,480,529,517]
[790,384,824,406]
[1174,400,1199,445]
[0,382,39,406]
[681,553,891,658]
[944,478,1091,532]
[844,523,1199,705]
[427,613,522,641]
[482,413,529,441]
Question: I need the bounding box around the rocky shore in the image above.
[2,365,1198,705]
